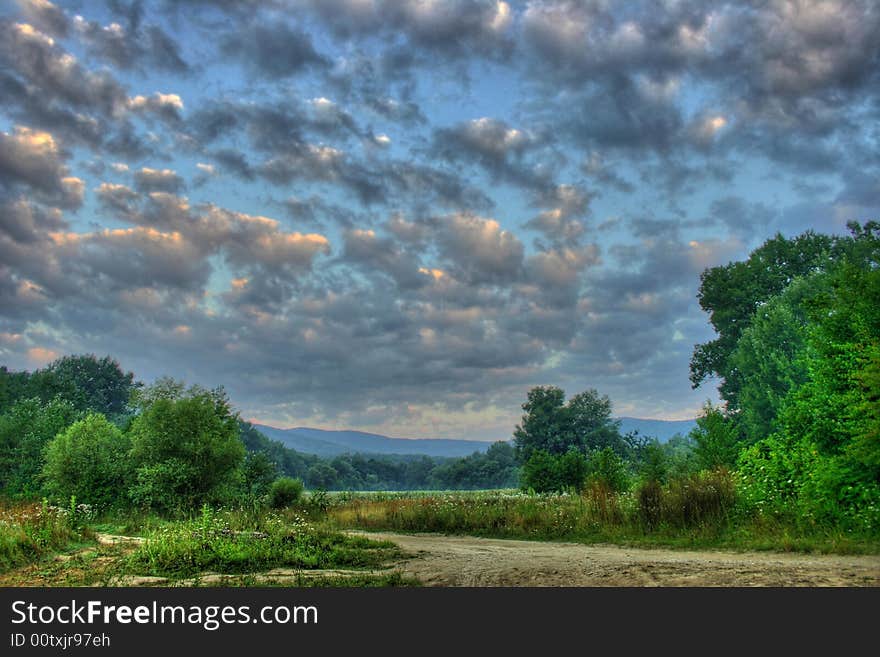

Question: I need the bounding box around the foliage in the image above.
[42,413,132,509]
[0,398,81,498]
[520,449,589,493]
[690,229,836,406]
[269,477,304,508]
[587,447,630,493]
[728,277,818,442]
[125,506,400,577]
[0,355,137,419]
[128,383,245,512]
[513,386,622,463]
[690,401,743,470]
[243,451,279,498]
[0,501,91,573]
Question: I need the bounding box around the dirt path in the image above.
[359,532,880,586]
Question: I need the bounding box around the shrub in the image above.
[269,477,304,509]
[0,398,80,498]
[521,449,588,493]
[637,479,663,529]
[663,469,736,529]
[587,447,629,493]
[42,413,132,509]
[128,384,244,512]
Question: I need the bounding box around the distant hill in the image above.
[253,417,697,457]
[617,417,696,442]
[252,425,493,458]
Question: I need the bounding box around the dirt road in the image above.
[361,532,880,586]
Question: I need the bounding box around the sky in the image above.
[1,0,878,441]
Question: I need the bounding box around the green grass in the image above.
[124,506,403,578]
[0,500,92,573]
[327,476,880,555]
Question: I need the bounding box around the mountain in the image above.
[252,417,697,458]
[252,425,493,458]
[617,417,696,442]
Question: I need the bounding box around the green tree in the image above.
[243,451,279,498]
[128,383,245,511]
[269,477,304,508]
[690,401,742,470]
[0,397,80,498]
[690,230,835,409]
[513,386,621,463]
[728,276,822,442]
[305,462,339,489]
[520,449,589,493]
[43,354,138,418]
[42,413,132,508]
[587,447,630,492]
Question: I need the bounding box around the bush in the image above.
[663,469,736,529]
[521,449,588,493]
[0,398,80,498]
[269,477,304,509]
[637,479,663,529]
[587,447,629,493]
[128,384,244,512]
[42,413,132,509]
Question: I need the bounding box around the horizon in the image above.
[1,2,877,440]
[246,415,698,443]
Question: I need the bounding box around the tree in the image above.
[43,354,137,417]
[690,401,742,470]
[513,386,568,462]
[128,383,245,511]
[728,276,821,442]
[690,230,835,408]
[520,449,589,493]
[513,386,622,463]
[0,397,80,498]
[42,413,132,508]
[306,462,339,489]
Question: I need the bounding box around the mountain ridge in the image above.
[253,417,697,457]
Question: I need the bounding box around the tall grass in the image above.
[125,505,402,577]
[0,500,92,572]
[328,470,880,553]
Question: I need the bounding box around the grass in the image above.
[0,500,93,573]
[123,505,404,578]
[326,473,880,555]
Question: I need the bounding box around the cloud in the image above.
[133,167,186,193]
[221,21,329,78]
[70,6,190,73]
[300,0,514,58]
[433,213,524,284]
[0,126,84,208]
[128,92,185,123]
[0,21,129,117]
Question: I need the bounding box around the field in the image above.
[3,483,878,587]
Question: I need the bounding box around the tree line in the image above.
[0,358,518,512]
[508,221,879,534]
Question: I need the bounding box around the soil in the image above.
[355,531,880,587]
[4,531,878,587]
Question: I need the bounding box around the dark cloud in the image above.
[432,117,555,191]
[220,21,330,78]
[433,213,524,285]
[300,0,514,58]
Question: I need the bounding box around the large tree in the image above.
[690,230,835,409]
[513,386,622,463]
[128,382,245,511]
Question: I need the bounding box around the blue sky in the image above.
[1,1,878,440]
